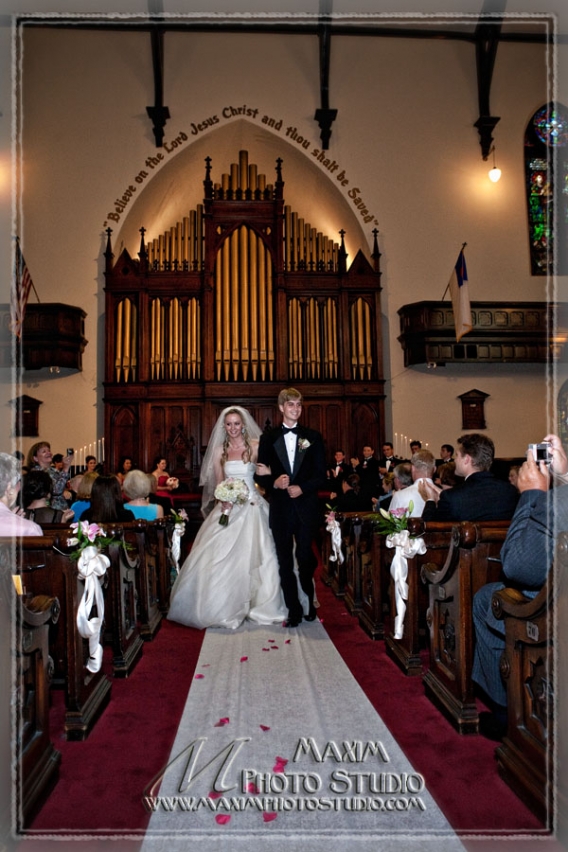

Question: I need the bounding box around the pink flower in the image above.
[389,507,408,519]
[263,812,277,822]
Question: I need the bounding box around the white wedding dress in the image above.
[167,461,307,630]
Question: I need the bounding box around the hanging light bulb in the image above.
[488,146,501,182]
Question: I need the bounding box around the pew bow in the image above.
[171,522,185,573]
[325,515,344,565]
[76,544,109,673]
[386,530,426,640]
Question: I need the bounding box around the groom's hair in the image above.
[278,387,302,406]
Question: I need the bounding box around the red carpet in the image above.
[22,567,548,847]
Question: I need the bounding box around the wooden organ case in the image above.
[103,151,385,482]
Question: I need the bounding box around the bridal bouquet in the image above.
[214,478,250,526]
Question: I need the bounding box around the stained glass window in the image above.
[524,102,568,276]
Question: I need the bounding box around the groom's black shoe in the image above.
[283,614,302,628]
[305,604,317,621]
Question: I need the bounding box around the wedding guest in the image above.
[0,453,42,536]
[377,442,404,476]
[372,471,395,511]
[79,475,135,523]
[70,471,98,521]
[409,440,422,456]
[84,455,98,474]
[392,462,413,491]
[333,474,368,513]
[437,461,459,490]
[351,445,381,508]
[508,464,520,490]
[389,449,438,517]
[26,442,73,512]
[327,450,352,488]
[51,453,65,471]
[420,434,518,522]
[123,470,164,520]
[472,434,568,739]
[116,456,134,487]
[22,470,74,524]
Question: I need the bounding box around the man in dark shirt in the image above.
[419,433,518,522]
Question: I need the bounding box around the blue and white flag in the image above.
[448,248,472,342]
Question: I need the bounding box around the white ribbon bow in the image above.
[76,544,110,673]
[171,522,185,574]
[326,518,344,564]
[386,530,426,639]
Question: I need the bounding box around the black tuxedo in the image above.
[421,470,519,522]
[327,460,352,487]
[257,423,326,621]
[377,454,404,473]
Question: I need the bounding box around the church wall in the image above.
[2,24,562,461]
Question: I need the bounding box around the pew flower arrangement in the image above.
[369,501,427,641]
[214,478,250,526]
[67,521,122,675]
[370,502,414,536]
[170,508,189,574]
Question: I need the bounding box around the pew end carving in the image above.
[422,520,510,734]
[492,577,554,825]
[15,589,62,828]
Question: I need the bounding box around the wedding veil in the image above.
[199,406,263,516]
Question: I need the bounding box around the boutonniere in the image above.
[298,437,311,452]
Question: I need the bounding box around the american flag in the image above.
[10,240,34,339]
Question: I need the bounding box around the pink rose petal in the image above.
[214,717,230,727]
[201,663,211,667]
[271,646,279,649]
[259,724,270,731]
[263,812,277,822]
[262,647,270,651]
[194,674,204,679]
[240,656,248,662]
[209,790,223,799]
[215,814,231,825]
[246,782,259,794]
[285,639,291,644]
[268,639,275,643]
[273,756,288,772]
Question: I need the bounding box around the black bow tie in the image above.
[283,426,298,434]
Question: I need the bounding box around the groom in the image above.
[257,388,326,627]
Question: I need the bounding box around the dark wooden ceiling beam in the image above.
[146,25,170,148]
[314,16,337,150]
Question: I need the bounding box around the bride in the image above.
[167,406,307,629]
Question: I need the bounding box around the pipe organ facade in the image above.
[104,151,385,481]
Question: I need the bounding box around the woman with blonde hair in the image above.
[70,471,99,522]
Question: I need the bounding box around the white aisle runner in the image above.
[141,621,465,852]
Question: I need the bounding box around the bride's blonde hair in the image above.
[221,407,254,468]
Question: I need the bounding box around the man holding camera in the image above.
[472,432,568,739]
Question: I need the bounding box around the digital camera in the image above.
[528,442,552,465]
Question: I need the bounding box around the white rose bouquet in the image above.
[214,477,250,526]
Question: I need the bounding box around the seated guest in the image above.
[22,470,74,524]
[83,455,98,474]
[508,464,520,490]
[419,434,519,522]
[389,449,438,517]
[332,474,368,513]
[66,474,83,506]
[147,471,173,514]
[392,462,413,492]
[26,441,73,512]
[0,453,42,536]
[70,472,98,521]
[436,461,459,490]
[472,433,568,739]
[80,475,135,523]
[372,471,395,511]
[151,456,179,506]
[123,470,164,520]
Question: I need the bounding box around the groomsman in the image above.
[327,450,352,488]
[257,388,327,627]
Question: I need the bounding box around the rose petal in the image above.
[194,674,204,679]
[271,646,279,649]
[262,648,270,652]
[246,782,259,794]
[263,812,277,822]
[240,656,248,662]
[259,725,270,731]
[285,639,291,644]
[201,664,211,667]
[268,639,275,643]
[209,790,223,799]
[214,717,230,727]
[215,814,231,825]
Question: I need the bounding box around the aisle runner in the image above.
[141,621,465,852]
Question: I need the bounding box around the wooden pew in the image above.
[492,542,556,825]
[384,519,452,675]
[102,525,145,677]
[15,587,62,828]
[119,520,164,640]
[11,534,113,741]
[357,518,393,640]
[421,520,510,733]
